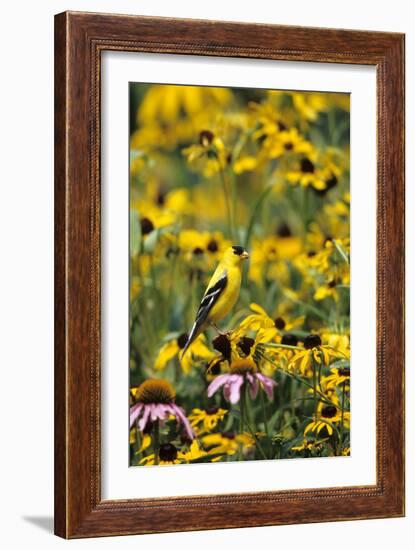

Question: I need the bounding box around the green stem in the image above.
[229,170,238,240]
[339,382,346,452]
[261,342,302,351]
[257,351,338,408]
[240,385,268,460]
[218,164,234,241]
[239,388,245,435]
[260,390,270,439]
[333,239,349,264]
[244,184,274,249]
[153,420,160,465]
[312,357,318,443]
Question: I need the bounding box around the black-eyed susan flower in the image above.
[290,91,328,123]
[202,431,255,459]
[179,440,208,462]
[321,330,350,357]
[207,357,276,404]
[289,334,339,376]
[182,130,229,178]
[260,127,314,160]
[304,403,350,436]
[323,365,350,389]
[291,438,328,453]
[178,229,230,265]
[129,379,194,440]
[240,302,304,338]
[155,333,213,375]
[314,278,342,302]
[140,443,182,466]
[233,155,258,174]
[188,407,228,432]
[138,85,232,125]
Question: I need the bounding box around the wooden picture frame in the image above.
[54,11,405,538]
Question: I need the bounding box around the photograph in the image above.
[129,82,351,466]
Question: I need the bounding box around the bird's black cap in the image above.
[232,245,246,256]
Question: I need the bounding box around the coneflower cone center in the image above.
[229,358,257,375]
[135,379,175,404]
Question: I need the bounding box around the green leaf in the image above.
[130,211,141,257]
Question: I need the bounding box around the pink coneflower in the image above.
[207,358,276,404]
[130,379,194,440]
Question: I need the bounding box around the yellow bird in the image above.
[181,245,249,358]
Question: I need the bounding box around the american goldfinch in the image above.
[181,245,249,358]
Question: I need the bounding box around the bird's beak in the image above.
[241,251,249,260]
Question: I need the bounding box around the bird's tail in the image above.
[180,321,201,361]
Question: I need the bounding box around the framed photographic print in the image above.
[54,11,405,538]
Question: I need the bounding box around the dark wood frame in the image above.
[54,11,405,538]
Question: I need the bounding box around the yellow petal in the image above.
[155,340,179,370]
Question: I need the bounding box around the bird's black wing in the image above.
[194,273,228,327]
[181,273,227,359]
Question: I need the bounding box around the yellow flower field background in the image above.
[129,83,350,466]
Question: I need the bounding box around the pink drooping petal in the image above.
[129,402,143,427]
[138,404,151,431]
[172,404,195,440]
[228,375,244,404]
[207,374,231,397]
[152,403,170,422]
[158,403,172,418]
[247,373,259,399]
[256,373,277,400]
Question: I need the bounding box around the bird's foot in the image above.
[210,323,233,337]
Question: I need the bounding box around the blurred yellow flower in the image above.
[188,407,228,432]
[138,85,232,125]
[155,333,214,375]
[202,431,255,460]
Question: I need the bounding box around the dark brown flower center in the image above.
[281,333,298,346]
[284,141,294,151]
[207,239,219,253]
[199,130,214,146]
[212,334,231,361]
[325,175,338,190]
[314,175,339,197]
[159,443,178,462]
[193,247,204,255]
[307,250,317,257]
[301,158,315,173]
[222,431,235,440]
[135,379,175,404]
[277,223,292,238]
[238,336,255,356]
[321,405,337,419]
[338,367,350,377]
[328,280,337,288]
[177,333,189,349]
[274,317,286,330]
[206,358,222,376]
[303,334,322,349]
[277,121,287,131]
[205,406,219,415]
[156,187,166,206]
[140,217,154,235]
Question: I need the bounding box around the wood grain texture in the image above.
[54,11,405,538]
